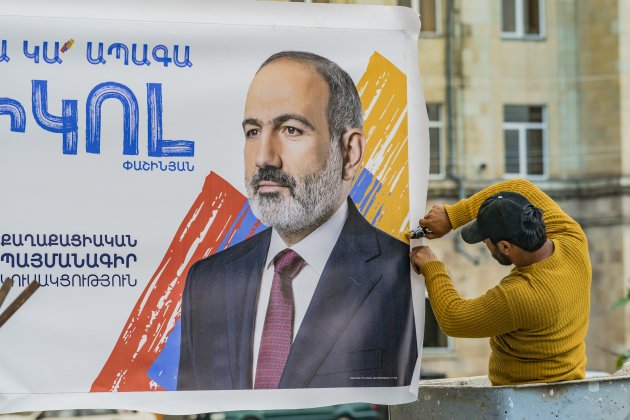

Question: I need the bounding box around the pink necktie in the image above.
[254,248,305,389]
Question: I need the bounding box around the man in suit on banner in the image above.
[177,51,417,390]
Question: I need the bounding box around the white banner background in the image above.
[0,0,428,413]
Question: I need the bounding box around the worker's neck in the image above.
[513,239,555,267]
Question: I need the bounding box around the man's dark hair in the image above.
[258,51,363,146]
[491,205,547,252]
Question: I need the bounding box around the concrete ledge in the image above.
[391,363,630,419]
[427,176,630,200]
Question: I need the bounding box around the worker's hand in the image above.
[409,245,440,275]
[419,205,453,239]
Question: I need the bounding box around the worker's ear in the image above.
[341,129,365,181]
[496,240,513,256]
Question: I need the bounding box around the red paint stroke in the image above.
[91,172,248,392]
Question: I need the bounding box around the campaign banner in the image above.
[0,0,429,413]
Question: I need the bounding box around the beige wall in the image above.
[622,0,630,176]
[415,0,630,376]
[577,0,621,177]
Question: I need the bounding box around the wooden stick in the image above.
[0,281,40,329]
[0,277,14,310]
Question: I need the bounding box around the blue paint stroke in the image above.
[350,168,383,218]
[147,319,181,390]
[217,203,267,252]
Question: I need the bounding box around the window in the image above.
[503,105,547,178]
[420,0,440,34]
[502,0,545,39]
[398,0,441,35]
[427,103,444,178]
[424,299,450,350]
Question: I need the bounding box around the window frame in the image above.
[502,105,548,180]
[501,0,546,40]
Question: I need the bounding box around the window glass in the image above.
[429,127,441,174]
[502,0,516,32]
[426,103,440,121]
[527,105,544,122]
[420,0,437,33]
[524,0,540,35]
[427,103,443,177]
[504,105,526,122]
[526,129,544,175]
[504,129,520,174]
[504,105,543,123]
[424,299,448,348]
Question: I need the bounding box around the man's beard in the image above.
[492,251,512,266]
[245,141,344,236]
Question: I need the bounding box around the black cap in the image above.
[461,191,535,244]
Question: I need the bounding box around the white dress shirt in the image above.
[252,200,349,380]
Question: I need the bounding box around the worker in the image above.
[409,179,591,385]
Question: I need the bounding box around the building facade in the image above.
[413,0,630,378]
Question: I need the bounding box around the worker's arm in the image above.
[444,179,584,241]
[410,246,519,338]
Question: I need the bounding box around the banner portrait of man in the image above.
[177,51,417,390]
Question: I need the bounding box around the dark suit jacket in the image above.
[177,198,417,389]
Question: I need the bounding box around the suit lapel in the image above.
[279,202,382,388]
[224,228,271,389]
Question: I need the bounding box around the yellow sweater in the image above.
[420,179,591,385]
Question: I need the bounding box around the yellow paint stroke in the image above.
[355,52,409,243]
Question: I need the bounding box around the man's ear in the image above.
[341,129,365,181]
[497,240,513,255]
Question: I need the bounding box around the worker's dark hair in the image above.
[258,51,363,147]
[491,205,547,252]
